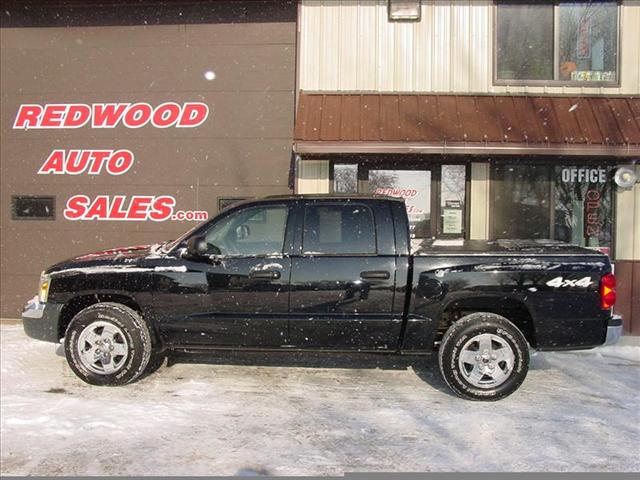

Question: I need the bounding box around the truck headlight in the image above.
[38,272,51,303]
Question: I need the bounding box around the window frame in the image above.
[11,195,56,221]
[301,202,379,256]
[492,0,622,88]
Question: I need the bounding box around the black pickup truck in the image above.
[23,195,622,400]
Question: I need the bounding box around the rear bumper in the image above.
[22,296,64,343]
[604,314,623,346]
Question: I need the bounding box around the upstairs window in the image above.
[496,1,619,85]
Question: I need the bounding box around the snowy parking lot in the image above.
[1,322,639,475]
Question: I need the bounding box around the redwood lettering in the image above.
[13,102,209,129]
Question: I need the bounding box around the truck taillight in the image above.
[600,273,616,310]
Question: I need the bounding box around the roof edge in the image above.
[298,91,640,99]
[294,141,640,157]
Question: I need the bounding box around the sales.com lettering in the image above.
[64,195,208,222]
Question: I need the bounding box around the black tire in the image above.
[64,302,154,386]
[438,312,529,401]
[139,350,167,380]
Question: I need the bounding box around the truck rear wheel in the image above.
[438,312,529,401]
[64,302,154,386]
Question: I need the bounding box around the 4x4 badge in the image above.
[546,276,594,288]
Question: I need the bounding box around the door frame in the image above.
[286,198,402,350]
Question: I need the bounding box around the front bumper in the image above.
[22,296,64,343]
[604,314,623,346]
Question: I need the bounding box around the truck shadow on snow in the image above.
[163,350,455,396]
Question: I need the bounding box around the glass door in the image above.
[331,161,469,241]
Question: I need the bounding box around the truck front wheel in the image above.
[64,302,154,386]
[438,312,529,401]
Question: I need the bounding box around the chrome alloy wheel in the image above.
[458,333,515,388]
[77,321,129,375]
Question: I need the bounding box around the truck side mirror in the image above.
[186,236,211,257]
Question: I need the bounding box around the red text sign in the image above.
[39,150,134,175]
[14,102,209,129]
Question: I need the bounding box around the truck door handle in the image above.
[249,270,281,280]
[360,270,391,280]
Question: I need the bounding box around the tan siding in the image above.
[295,159,330,193]
[470,162,490,240]
[358,1,378,90]
[615,165,640,262]
[339,1,359,90]
[299,0,640,95]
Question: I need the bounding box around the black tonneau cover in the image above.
[413,239,606,257]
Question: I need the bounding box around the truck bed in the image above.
[403,238,611,353]
[413,238,605,257]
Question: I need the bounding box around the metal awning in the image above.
[294,93,640,157]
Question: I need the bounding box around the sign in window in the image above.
[440,165,466,236]
[369,169,431,238]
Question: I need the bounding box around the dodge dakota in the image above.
[22,195,622,400]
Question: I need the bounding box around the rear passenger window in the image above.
[303,204,376,254]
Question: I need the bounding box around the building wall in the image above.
[0,2,297,317]
[299,0,640,94]
[469,162,490,240]
[614,165,640,333]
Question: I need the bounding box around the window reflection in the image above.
[496,3,554,81]
[333,164,358,193]
[492,164,613,252]
[559,2,618,82]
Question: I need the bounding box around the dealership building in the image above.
[1,0,639,334]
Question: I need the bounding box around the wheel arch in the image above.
[58,293,143,340]
[439,296,537,348]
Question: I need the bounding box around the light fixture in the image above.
[388,0,421,21]
[38,272,50,303]
[614,166,638,189]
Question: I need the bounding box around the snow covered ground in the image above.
[1,323,638,475]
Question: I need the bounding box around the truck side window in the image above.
[204,205,288,257]
[303,204,376,254]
